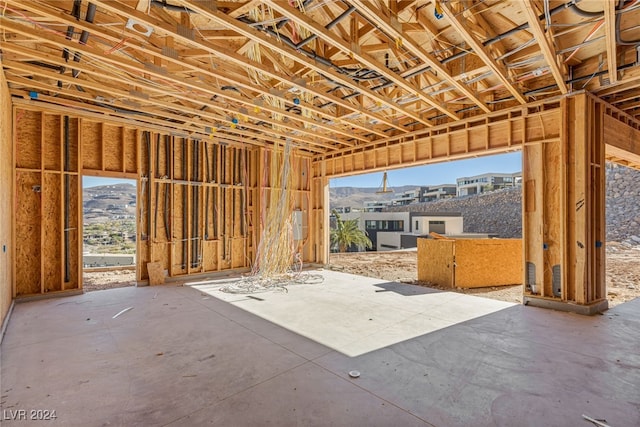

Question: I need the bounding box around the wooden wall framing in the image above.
[12,106,318,298]
[10,92,638,311]
[13,109,81,297]
[315,98,563,179]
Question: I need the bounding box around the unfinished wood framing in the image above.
[3,2,640,314]
[11,106,318,297]
[417,238,521,289]
[0,65,13,324]
[13,108,81,297]
[523,93,607,313]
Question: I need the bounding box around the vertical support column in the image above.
[310,159,329,265]
[523,94,607,314]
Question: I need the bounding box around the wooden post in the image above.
[523,93,607,315]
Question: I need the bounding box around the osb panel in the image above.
[543,140,562,296]
[81,121,102,171]
[231,238,246,269]
[454,239,523,288]
[1,74,12,322]
[138,178,151,280]
[124,128,138,174]
[65,174,80,290]
[42,173,62,292]
[150,243,170,273]
[15,109,41,170]
[172,184,187,275]
[15,171,42,296]
[202,240,218,271]
[147,262,165,285]
[103,124,123,172]
[155,182,171,242]
[43,114,61,171]
[173,138,185,181]
[417,238,453,287]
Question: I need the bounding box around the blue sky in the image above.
[83,176,136,188]
[83,151,522,188]
[330,151,522,188]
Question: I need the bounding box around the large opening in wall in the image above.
[605,163,640,307]
[328,152,524,299]
[82,176,137,292]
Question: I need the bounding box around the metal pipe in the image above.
[63,116,71,283]
[192,139,199,268]
[182,138,187,269]
[153,135,160,239]
[72,3,96,78]
[241,148,247,237]
[144,131,151,241]
[295,5,355,49]
[204,141,210,240]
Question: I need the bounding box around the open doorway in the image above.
[82,176,137,292]
[328,152,524,301]
[605,163,640,307]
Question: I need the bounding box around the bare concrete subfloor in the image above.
[1,270,639,427]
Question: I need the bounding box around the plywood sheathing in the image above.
[14,172,42,296]
[14,108,81,297]
[454,239,523,288]
[0,66,14,324]
[417,238,454,288]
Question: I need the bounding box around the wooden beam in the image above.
[0,21,345,151]
[1,0,379,142]
[349,0,490,114]
[440,2,527,104]
[520,1,568,94]
[3,61,330,152]
[265,0,460,122]
[57,0,402,134]
[171,0,422,128]
[604,0,618,84]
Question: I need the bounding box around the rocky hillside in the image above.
[385,163,640,245]
[330,185,419,208]
[387,186,523,238]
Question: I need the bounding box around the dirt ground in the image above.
[82,244,639,308]
[328,244,640,308]
[83,269,137,292]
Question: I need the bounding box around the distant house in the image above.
[363,200,392,212]
[419,184,457,202]
[339,211,463,251]
[391,189,420,206]
[456,172,521,196]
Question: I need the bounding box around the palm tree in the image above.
[330,209,372,252]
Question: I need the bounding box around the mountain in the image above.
[83,183,137,224]
[330,185,420,209]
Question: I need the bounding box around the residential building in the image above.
[456,172,522,196]
[340,211,463,252]
[363,200,392,212]
[419,184,457,202]
[391,189,420,206]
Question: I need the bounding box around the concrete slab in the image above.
[1,273,639,427]
[191,270,516,356]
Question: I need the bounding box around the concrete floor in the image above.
[1,271,639,426]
